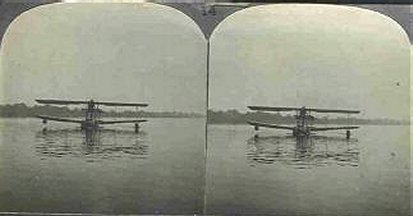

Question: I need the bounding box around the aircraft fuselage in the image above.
[81,100,101,130]
[293,107,312,137]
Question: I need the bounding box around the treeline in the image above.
[0,104,409,125]
[0,103,204,118]
[207,109,409,125]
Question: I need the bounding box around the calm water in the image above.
[0,118,205,214]
[206,124,410,215]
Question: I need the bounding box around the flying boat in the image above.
[247,106,360,139]
[35,99,148,133]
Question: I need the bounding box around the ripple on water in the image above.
[34,129,149,161]
[246,135,360,169]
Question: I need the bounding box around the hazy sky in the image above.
[0,3,410,119]
[209,4,410,120]
[0,3,206,113]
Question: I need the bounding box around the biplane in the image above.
[247,106,360,139]
[35,99,148,132]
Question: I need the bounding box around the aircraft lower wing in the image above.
[247,120,295,130]
[248,106,300,112]
[36,99,88,105]
[98,119,148,125]
[36,115,83,123]
[310,126,359,131]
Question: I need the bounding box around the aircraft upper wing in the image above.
[248,105,360,114]
[307,108,360,114]
[36,99,148,107]
[248,106,300,112]
[95,102,148,107]
[98,119,148,125]
[36,115,83,123]
[247,120,295,130]
[36,99,87,105]
[309,126,359,131]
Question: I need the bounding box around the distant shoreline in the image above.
[0,103,205,118]
[0,104,408,125]
[0,116,205,119]
[207,122,410,126]
[207,110,410,126]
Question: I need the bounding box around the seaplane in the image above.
[247,106,360,139]
[35,99,148,133]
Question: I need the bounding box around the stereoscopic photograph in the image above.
[0,2,206,214]
[206,3,410,216]
[0,1,410,216]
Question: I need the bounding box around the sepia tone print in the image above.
[0,1,411,216]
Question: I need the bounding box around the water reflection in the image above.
[35,129,149,161]
[247,135,359,169]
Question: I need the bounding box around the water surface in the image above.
[206,124,410,215]
[0,118,205,214]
